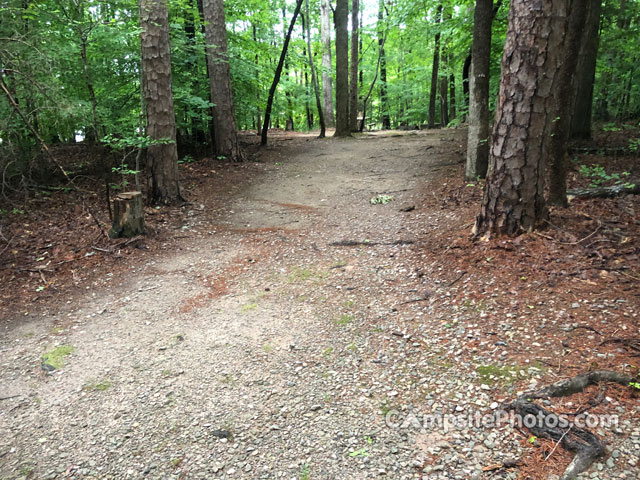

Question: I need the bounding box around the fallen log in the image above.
[567,180,640,199]
[507,370,634,480]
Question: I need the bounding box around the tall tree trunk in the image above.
[334,0,350,137]
[349,0,359,132]
[448,50,456,120]
[202,0,242,160]
[252,22,262,135]
[428,5,442,129]
[378,0,390,129]
[261,0,304,145]
[139,0,181,204]
[320,0,335,128]
[569,0,602,140]
[465,0,494,180]
[301,14,313,130]
[196,0,216,151]
[80,34,101,142]
[547,2,590,207]
[304,0,325,138]
[475,0,568,237]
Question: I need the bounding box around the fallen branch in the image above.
[567,181,640,199]
[329,239,414,247]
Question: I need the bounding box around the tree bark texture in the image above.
[109,191,145,238]
[202,0,242,160]
[320,0,335,128]
[569,0,602,140]
[139,0,181,204]
[349,0,359,132]
[476,0,568,236]
[547,2,589,207]
[334,0,350,137]
[428,5,442,129]
[465,0,494,180]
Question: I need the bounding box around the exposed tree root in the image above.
[508,370,634,480]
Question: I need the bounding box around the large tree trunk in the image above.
[202,0,242,160]
[465,0,494,180]
[428,5,442,129]
[320,0,335,128]
[475,0,568,237]
[334,0,350,137]
[349,0,359,132]
[569,0,602,140]
[378,0,390,129]
[304,0,325,138]
[547,2,589,207]
[139,0,181,204]
[260,0,304,145]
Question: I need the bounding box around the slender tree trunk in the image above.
[349,0,359,132]
[462,51,471,109]
[439,75,448,126]
[378,0,390,129]
[334,0,350,137]
[80,34,102,142]
[196,0,216,151]
[465,0,494,180]
[448,50,456,120]
[261,0,304,145]
[548,2,590,207]
[569,0,602,140]
[320,0,335,128]
[428,5,442,129]
[304,0,325,138]
[475,0,568,237]
[202,0,242,160]
[301,14,313,130]
[252,23,262,135]
[139,0,181,204]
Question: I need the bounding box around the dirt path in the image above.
[1,130,637,480]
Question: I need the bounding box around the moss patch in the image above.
[41,345,75,371]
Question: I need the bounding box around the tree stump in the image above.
[109,191,145,238]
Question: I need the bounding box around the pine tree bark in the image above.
[378,0,390,129]
[465,0,494,180]
[569,0,602,140]
[320,0,335,128]
[139,0,181,204]
[202,0,242,160]
[475,0,568,237]
[547,2,589,207]
[349,0,359,132]
[428,5,442,129]
[334,0,350,137]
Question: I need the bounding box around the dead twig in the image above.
[447,271,467,288]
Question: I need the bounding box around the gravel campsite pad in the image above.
[1,130,639,479]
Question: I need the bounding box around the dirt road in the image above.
[1,130,636,480]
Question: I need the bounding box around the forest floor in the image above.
[0,128,639,480]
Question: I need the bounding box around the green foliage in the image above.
[578,164,631,188]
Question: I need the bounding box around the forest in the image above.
[0,1,639,480]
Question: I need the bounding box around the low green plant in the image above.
[578,164,632,188]
[41,345,75,370]
[370,194,395,205]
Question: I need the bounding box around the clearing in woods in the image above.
[0,130,638,479]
